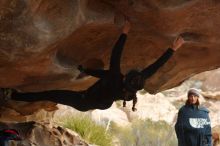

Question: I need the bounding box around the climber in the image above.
[1,18,185,112]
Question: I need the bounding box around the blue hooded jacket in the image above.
[175,105,212,146]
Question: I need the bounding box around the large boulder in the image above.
[1,0,220,115]
[0,121,89,146]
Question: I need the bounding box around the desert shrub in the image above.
[59,115,113,146]
[110,119,177,146]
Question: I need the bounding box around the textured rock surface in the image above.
[1,0,220,114]
[0,121,89,146]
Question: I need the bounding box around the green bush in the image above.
[110,119,177,146]
[57,114,177,146]
[59,115,113,146]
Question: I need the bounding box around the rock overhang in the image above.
[0,0,220,116]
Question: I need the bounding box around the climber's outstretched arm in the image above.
[141,36,185,79]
